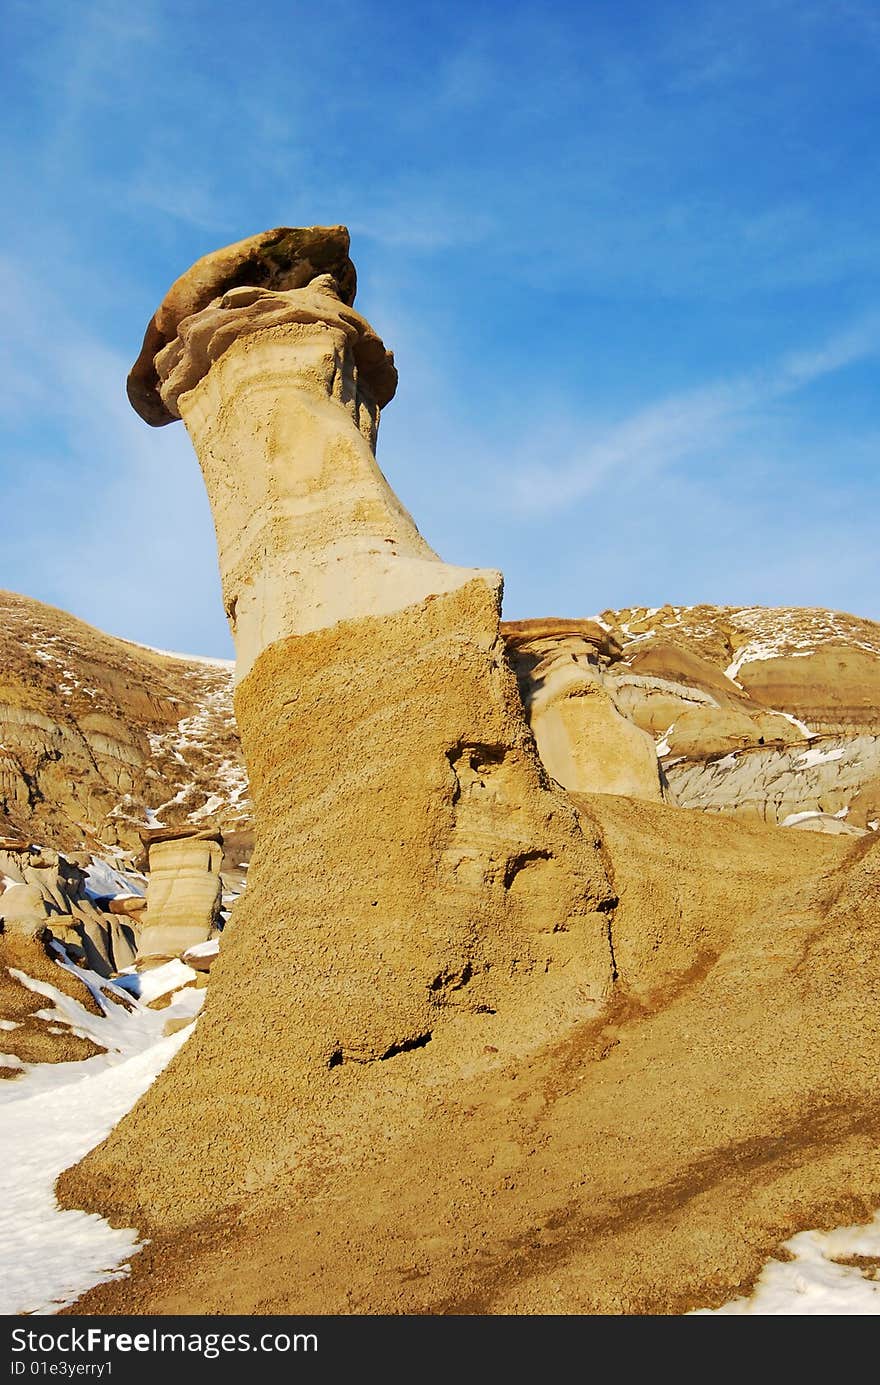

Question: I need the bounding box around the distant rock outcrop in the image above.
[589,604,880,834]
[0,838,135,974]
[136,826,223,959]
[501,619,664,802]
[0,590,249,855]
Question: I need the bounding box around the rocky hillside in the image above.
[601,603,880,832]
[0,590,249,858]
[1,590,877,857]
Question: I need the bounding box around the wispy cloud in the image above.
[509,313,880,513]
[26,0,163,172]
[349,199,495,253]
[0,253,231,656]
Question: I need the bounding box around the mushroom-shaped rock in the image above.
[128,225,360,426]
[69,226,617,1228]
[501,617,623,663]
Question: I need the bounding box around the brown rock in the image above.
[501,617,622,662]
[137,828,223,960]
[0,588,248,856]
[128,226,358,426]
[503,624,662,801]
[108,894,147,916]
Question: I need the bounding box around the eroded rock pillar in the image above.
[124,226,617,1089]
[137,826,223,960]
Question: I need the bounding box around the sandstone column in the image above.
[125,226,616,1069]
[58,228,620,1225]
[136,826,223,960]
[502,619,664,801]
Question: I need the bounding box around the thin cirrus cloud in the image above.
[0,253,230,656]
[508,313,880,514]
[1,0,879,646]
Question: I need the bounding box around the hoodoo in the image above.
[65,226,617,1223]
[56,229,880,1320]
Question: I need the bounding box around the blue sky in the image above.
[1,0,878,657]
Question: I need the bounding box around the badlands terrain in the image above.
[2,224,879,1316]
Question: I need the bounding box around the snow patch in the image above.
[695,1213,880,1314]
[85,857,145,901]
[115,958,198,1005]
[188,793,225,823]
[781,810,824,828]
[181,939,219,961]
[795,745,845,770]
[778,710,816,740]
[655,723,674,757]
[0,959,204,1315]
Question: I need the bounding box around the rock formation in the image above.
[0,838,135,974]
[128,226,617,1058]
[4,587,878,857]
[0,836,140,1070]
[0,590,249,854]
[62,226,615,1221]
[50,229,880,1317]
[502,619,664,801]
[572,603,880,833]
[136,826,222,959]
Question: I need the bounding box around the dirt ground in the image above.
[61,796,880,1315]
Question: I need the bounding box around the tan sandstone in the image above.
[57,230,880,1319]
[502,619,663,801]
[136,827,223,960]
[61,227,615,1222]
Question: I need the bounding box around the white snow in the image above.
[724,643,776,683]
[145,671,249,827]
[695,1214,880,1314]
[781,810,824,827]
[795,745,845,770]
[115,958,198,1005]
[655,724,674,757]
[779,710,816,739]
[181,939,219,961]
[85,856,145,900]
[0,957,203,1315]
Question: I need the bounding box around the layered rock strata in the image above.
[64,226,615,1217]
[0,590,248,854]
[136,827,223,959]
[501,619,664,801]
[576,604,880,833]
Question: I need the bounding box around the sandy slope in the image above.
[61,798,880,1315]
